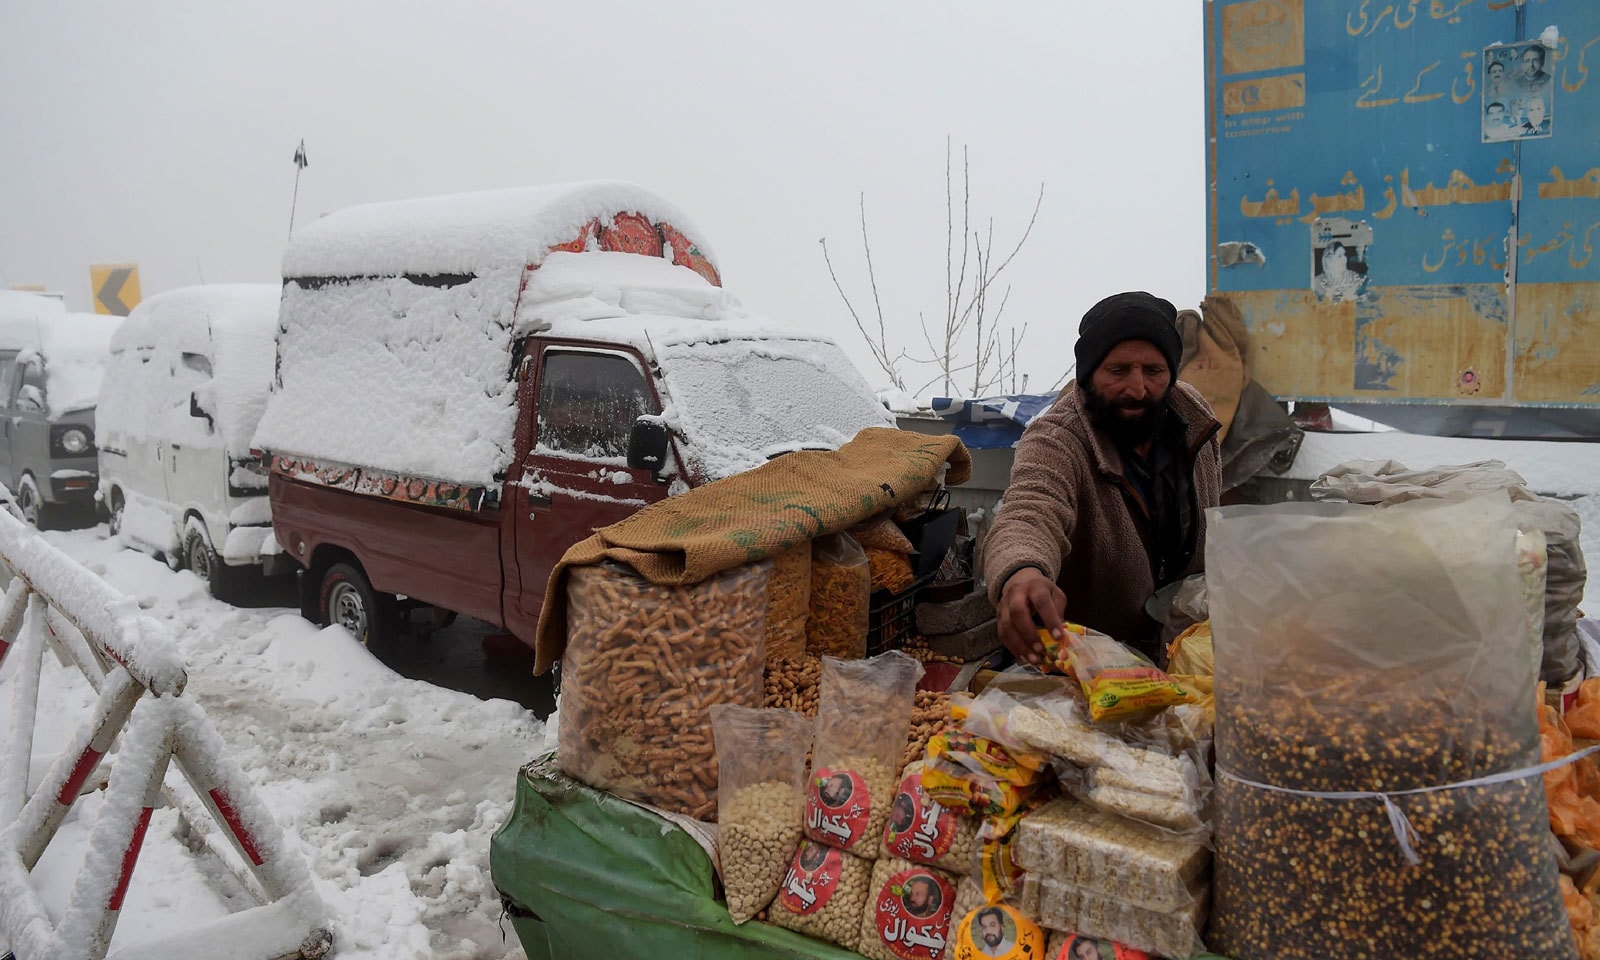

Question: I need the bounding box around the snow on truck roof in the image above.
[520,251,831,348]
[280,179,719,279]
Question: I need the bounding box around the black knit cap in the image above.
[1073,291,1183,380]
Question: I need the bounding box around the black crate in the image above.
[866,575,934,657]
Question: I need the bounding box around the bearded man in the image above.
[983,291,1222,665]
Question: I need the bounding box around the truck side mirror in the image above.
[627,417,670,477]
[190,391,215,431]
[15,385,43,413]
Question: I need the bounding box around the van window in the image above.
[180,353,214,378]
[0,353,17,407]
[536,351,654,460]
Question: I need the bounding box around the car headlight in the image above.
[60,428,90,454]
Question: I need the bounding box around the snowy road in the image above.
[1,527,548,959]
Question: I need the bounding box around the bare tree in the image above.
[821,139,1044,401]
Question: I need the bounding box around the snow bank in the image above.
[2,531,547,958]
[280,180,717,279]
[99,285,280,456]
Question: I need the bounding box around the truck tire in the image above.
[185,527,234,602]
[319,562,394,649]
[17,475,52,531]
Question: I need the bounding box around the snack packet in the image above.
[1039,624,1198,722]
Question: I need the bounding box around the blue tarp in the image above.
[929,393,1058,449]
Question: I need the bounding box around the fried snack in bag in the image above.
[1567,678,1600,741]
[1166,621,1214,678]
[1540,695,1600,849]
[1038,624,1198,722]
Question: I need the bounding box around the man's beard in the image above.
[983,930,1003,947]
[1083,383,1168,447]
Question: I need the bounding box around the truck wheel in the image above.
[319,562,393,649]
[185,528,233,602]
[17,476,52,531]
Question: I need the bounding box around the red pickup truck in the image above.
[257,181,892,653]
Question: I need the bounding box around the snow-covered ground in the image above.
[0,528,547,960]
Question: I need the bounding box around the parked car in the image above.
[256,180,893,647]
[96,285,285,598]
[0,291,120,529]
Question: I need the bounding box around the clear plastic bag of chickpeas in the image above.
[804,651,924,857]
[710,704,812,924]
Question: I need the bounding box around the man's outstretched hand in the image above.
[997,567,1066,667]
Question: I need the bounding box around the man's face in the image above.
[980,914,1005,947]
[1488,61,1505,83]
[1527,97,1547,125]
[1324,243,1349,278]
[1523,47,1544,78]
[1085,339,1171,445]
[1487,104,1505,125]
[907,880,932,909]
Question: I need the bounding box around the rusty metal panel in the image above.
[1205,0,1600,409]
[1513,282,1600,401]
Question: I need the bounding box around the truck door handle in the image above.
[527,493,552,508]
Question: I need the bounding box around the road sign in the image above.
[90,263,141,316]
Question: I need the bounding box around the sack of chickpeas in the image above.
[855,857,958,960]
[881,760,979,874]
[768,839,875,950]
[805,651,924,857]
[709,704,812,924]
[557,560,770,821]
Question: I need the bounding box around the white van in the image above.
[0,292,120,528]
[96,285,284,597]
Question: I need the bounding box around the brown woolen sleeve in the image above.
[982,418,1082,606]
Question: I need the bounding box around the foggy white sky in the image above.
[0,2,1206,400]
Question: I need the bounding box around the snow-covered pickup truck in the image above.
[257,180,892,651]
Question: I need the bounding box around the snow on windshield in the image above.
[658,339,893,480]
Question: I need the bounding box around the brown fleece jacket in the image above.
[982,381,1222,656]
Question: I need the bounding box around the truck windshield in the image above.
[657,339,893,480]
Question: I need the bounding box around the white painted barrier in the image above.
[0,501,332,960]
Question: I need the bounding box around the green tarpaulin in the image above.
[490,757,1233,960]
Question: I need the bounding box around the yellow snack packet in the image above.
[1037,624,1198,723]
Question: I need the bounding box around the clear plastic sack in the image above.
[805,651,924,856]
[768,840,874,950]
[807,533,871,659]
[764,545,811,662]
[855,856,959,960]
[558,560,769,820]
[1208,497,1576,960]
[711,704,813,923]
[881,760,979,874]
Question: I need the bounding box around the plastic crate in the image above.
[866,575,933,657]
